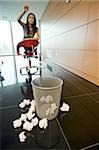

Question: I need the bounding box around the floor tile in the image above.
[58,95,99,149]
[62,80,85,98]
[0,83,33,107]
[89,93,99,102]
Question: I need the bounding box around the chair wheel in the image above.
[0,76,4,81]
[35,56,38,59]
[20,69,22,74]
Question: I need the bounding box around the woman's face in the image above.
[28,14,34,24]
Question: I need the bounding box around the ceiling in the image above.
[0,0,50,22]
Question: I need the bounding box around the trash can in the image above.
[32,76,63,120]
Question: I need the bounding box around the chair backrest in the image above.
[17,39,39,56]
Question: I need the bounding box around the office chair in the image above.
[17,39,41,84]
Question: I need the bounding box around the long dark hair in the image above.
[26,13,38,36]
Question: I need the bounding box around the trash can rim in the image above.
[32,76,63,90]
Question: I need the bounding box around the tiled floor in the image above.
[43,58,99,150]
[0,83,69,150]
[0,57,99,150]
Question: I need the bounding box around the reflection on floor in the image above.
[0,57,99,150]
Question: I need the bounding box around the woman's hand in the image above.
[24,5,29,13]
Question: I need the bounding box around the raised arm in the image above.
[17,5,29,26]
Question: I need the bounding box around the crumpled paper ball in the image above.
[30,100,36,107]
[60,103,70,112]
[45,95,54,103]
[20,113,27,122]
[29,100,36,113]
[46,102,58,116]
[26,112,35,120]
[39,118,48,129]
[40,96,45,103]
[23,99,30,105]
[31,117,39,127]
[19,99,30,108]
[19,102,25,108]
[19,131,27,142]
[13,119,22,128]
[40,95,54,103]
[23,120,34,131]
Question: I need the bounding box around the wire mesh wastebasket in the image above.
[32,76,63,120]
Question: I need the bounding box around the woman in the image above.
[17,5,40,57]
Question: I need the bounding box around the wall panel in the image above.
[45,1,90,39]
[85,21,99,50]
[44,26,87,50]
[41,0,99,86]
[88,1,99,22]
